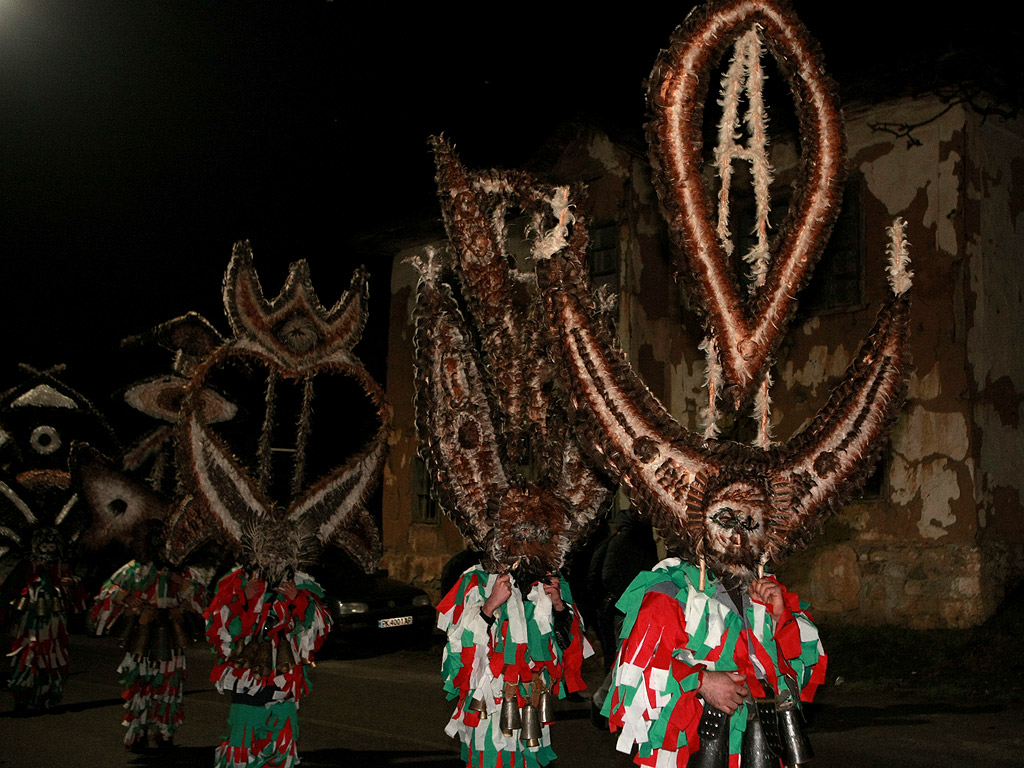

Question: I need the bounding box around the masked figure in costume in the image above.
[523,1,916,764]
[604,499,826,767]
[161,242,390,767]
[3,527,87,713]
[90,519,207,750]
[0,367,119,713]
[436,524,592,768]
[204,524,332,768]
[414,138,615,766]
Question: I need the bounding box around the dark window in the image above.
[413,457,439,524]
[709,169,865,315]
[589,223,619,293]
[801,178,865,314]
[855,449,888,501]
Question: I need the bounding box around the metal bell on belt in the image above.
[170,609,190,651]
[740,708,777,768]
[128,622,151,657]
[256,640,274,677]
[34,594,52,617]
[520,702,542,747]
[276,638,296,673]
[118,612,139,649]
[778,701,814,766]
[537,684,554,724]
[466,694,488,718]
[499,682,522,736]
[153,624,173,662]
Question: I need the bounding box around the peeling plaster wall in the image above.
[965,111,1024,546]
[381,107,1024,625]
[770,99,1024,627]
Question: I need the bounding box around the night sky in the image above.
[0,1,1011,433]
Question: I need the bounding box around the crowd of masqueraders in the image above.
[4,1,918,767]
[414,0,911,764]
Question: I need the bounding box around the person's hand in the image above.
[698,670,748,714]
[244,578,263,601]
[482,574,512,618]
[542,575,565,611]
[278,581,298,601]
[749,578,785,623]
[124,594,143,611]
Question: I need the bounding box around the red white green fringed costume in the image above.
[602,558,826,767]
[204,568,332,768]
[91,560,207,748]
[5,561,86,711]
[437,566,592,768]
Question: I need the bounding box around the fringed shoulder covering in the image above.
[605,558,825,766]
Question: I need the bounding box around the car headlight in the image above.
[411,595,431,608]
[336,601,370,615]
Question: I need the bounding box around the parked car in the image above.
[312,557,436,654]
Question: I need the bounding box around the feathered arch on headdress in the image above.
[164,241,392,577]
[647,0,847,411]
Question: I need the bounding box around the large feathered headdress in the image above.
[532,0,912,584]
[411,140,612,584]
[160,242,393,579]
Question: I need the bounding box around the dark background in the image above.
[0,0,1015,437]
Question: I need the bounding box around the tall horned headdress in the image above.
[412,139,612,586]
[534,0,913,584]
[168,241,392,579]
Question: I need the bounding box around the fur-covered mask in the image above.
[487,486,568,592]
[244,514,312,586]
[701,481,769,586]
[130,519,169,566]
[29,527,64,564]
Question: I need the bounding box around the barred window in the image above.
[589,223,619,293]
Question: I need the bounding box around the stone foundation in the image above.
[779,540,1024,629]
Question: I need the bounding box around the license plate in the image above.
[378,616,413,628]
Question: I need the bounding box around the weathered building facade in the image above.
[381,94,1024,630]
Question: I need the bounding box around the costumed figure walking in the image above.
[413,140,615,766]
[3,527,87,713]
[205,537,331,768]
[524,0,917,765]
[438,563,589,768]
[152,242,391,767]
[604,527,826,766]
[90,519,207,750]
[0,366,120,714]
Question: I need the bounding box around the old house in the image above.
[380,91,1024,630]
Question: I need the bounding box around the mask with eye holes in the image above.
[699,479,771,586]
[242,513,314,588]
[29,526,65,565]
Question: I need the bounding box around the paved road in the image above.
[2,633,1022,767]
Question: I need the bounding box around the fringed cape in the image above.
[92,560,207,745]
[437,565,592,768]
[604,558,826,767]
